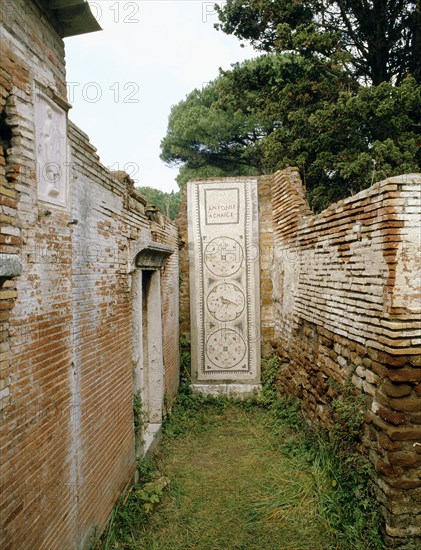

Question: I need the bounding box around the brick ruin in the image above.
[1,1,179,548]
[270,169,421,548]
[179,169,421,548]
[1,0,420,548]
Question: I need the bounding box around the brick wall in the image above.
[269,168,421,547]
[1,4,71,546]
[177,186,190,340]
[0,2,179,548]
[1,0,64,422]
[257,175,275,357]
[179,168,420,546]
[148,212,180,406]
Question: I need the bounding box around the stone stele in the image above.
[187,178,261,395]
[35,92,67,207]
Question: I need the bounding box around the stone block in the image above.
[192,383,262,398]
[381,382,413,398]
[386,369,421,384]
[388,452,421,468]
[365,369,381,385]
[378,408,406,426]
[386,427,421,441]
[387,478,421,490]
[389,397,421,413]
[410,356,421,367]
[379,435,403,452]
[188,179,261,386]
[375,459,402,477]
[409,411,421,425]
[352,374,363,389]
[0,254,22,277]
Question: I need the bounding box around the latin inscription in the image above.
[205,188,239,225]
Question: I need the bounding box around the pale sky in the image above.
[64,1,256,192]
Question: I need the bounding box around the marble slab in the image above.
[188,178,261,384]
[34,92,67,207]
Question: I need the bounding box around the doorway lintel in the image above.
[135,242,173,270]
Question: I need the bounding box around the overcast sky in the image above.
[64,1,256,192]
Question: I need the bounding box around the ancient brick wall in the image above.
[148,212,180,406]
[0,2,179,549]
[257,175,275,357]
[177,186,190,340]
[1,3,71,547]
[270,168,421,548]
[1,0,66,415]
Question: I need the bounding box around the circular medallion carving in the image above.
[206,329,247,369]
[204,237,243,277]
[206,283,245,322]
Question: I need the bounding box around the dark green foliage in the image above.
[160,72,264,188]
[160,0,420,211]
[215,0,421,85]
[179,349,192,389]
[133,392,143,433]
[136,186,181,220]
[330,379,366,445]
[303,76,421,209]
[259,353,282,405]
[161,53,420,210]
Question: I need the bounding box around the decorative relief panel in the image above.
[34,92,67,207]
[188,179,260,382]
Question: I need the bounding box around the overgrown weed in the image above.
[96,353,381,549]
[91,456,165,550]
[256,356,382,549]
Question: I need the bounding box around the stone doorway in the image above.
[132,242,173,458]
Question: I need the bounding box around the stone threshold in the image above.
[192,384,262,398]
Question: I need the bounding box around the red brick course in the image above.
[269,168,420,547]
[1,1,179,548]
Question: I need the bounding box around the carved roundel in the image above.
[206,283,245,322]
[204,237,243,277]
[206,329,247,369]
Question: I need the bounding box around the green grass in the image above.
[97,389,382,550]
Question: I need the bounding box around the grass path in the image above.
[111,401,338,549]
